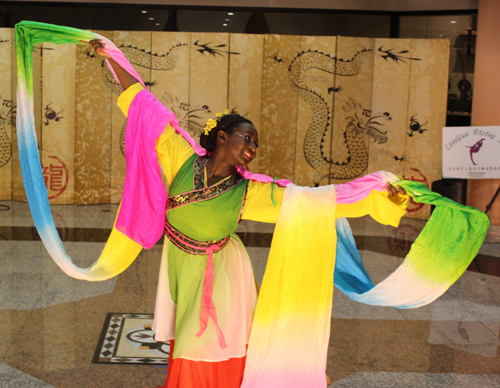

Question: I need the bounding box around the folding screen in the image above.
[1,29,449,220]
[0,29,12,200]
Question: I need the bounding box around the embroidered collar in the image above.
[167,156,244,211]
[193,156,238,190]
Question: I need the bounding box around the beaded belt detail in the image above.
[164,219,229,349]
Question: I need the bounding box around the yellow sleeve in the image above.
[335,190,409,227]
[242,181,408,226]
[116,83,194,183]
[156,125,195,184]
[241,181,285,224]
[117,83,144,117]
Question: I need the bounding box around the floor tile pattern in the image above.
[0,200,499,387]
[93,313,169,365]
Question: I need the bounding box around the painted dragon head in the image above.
[343,98,390,144]
[162,92,212,137]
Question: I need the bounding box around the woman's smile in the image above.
[243,149,254,161]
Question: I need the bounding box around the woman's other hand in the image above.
[386,182,406,197]
[80,39,111,59]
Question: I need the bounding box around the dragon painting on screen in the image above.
[0,29,451,221]
[272,45,421,184]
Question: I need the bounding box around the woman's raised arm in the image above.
[82,39,139,90]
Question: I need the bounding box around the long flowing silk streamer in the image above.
[15,20,297,279]
[15,21,147,280]
[118,89,178,248]
[242,174,488,387]
[242,184,337,388]
[334,180,490,307]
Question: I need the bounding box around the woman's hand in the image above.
[79,39,139,90]
[80,39,111,59]
[386,182,406,197]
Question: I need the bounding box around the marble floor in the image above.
[0,200,499,387]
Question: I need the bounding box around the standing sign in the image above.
[443,126,500,179]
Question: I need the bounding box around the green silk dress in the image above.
[156,153,257,361]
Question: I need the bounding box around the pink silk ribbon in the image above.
[335,171,398,204]
[235,166,292,188]
[196,245,228,349]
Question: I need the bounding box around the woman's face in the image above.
[220,123,258,166]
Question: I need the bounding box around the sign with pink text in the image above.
[443,126,500,179]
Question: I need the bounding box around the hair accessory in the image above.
[204,109,231,135]
[204,119,217,136]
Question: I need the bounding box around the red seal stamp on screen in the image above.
[402,167,429,213]
[42,155,69,199]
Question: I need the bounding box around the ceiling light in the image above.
[228,12,234,15]
[149,17,155,20]
[451,21,456,24]
[223,23,228,26]
[156,23,160,26]
[225,19,229,21]
[142,10,147,13]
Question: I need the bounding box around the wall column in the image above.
[469,0,500,225]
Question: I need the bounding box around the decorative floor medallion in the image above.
[93,313,170,365]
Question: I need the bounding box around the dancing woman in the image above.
[88,40,408,388]
[15,21,488,388]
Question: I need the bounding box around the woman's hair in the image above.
[199,114,254,153]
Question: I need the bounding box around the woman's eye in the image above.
[245,136,251,141]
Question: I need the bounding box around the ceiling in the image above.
[10,0,479,12]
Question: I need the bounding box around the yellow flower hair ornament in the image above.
[204,119,217,136]
[204,109,231,135]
